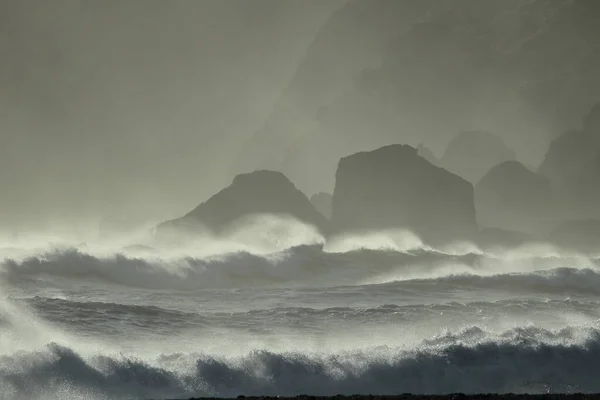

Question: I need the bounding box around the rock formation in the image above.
[416,143,440,166]
[330,144,477,244]
[538,103,600,219]
[475,161,555,235]
[538,130,597,187]
[440,131,515,183]
[310,192,333,219]
[157,170,328,236]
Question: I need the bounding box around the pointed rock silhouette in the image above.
[157,170,328,236]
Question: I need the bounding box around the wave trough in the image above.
[1,223,599,399]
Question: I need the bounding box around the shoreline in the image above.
[168,395,600,400]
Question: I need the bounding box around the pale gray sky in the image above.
[1,0,598,233]
[0,0,343,230]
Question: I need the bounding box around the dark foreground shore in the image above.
[167,395,600,400]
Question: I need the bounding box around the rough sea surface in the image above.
[1,217,599,399]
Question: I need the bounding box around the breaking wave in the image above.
[1,325,599,399]
[2,221,600,399]
[1,243,598,292]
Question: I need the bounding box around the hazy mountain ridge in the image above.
[165,102,600,253]
[240,0,600,195]
[234,0,439,176]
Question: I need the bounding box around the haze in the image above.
[0,0,343,231]
[1,0,598,233]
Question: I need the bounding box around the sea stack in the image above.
[156,170,328,236]
[538,103,600,219]
[330,144,477,245]
[475,160,555,235]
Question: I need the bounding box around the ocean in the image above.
[1,217,599,399]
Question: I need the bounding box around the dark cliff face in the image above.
[475,160,555,234]
[330,144,477,245]
[538,130,597,185]
[565,151,600,218]
[157,170,328,236]
[538,103,600,219]
[440,131,516,183]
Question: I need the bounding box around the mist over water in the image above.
[2,1,600,399]
[1,218,600,399]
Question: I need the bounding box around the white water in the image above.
[1,217,600,399]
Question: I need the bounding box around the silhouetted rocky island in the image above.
[156,170,328,236]
[156,101,600,251]
[475,161,555,235]
[538,103,600,220]
[538,129,597,187]
[330,144,477,245]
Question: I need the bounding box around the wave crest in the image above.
[2,244,599,293]
[2,325,600,399]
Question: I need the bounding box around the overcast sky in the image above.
[0,0,343,230]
